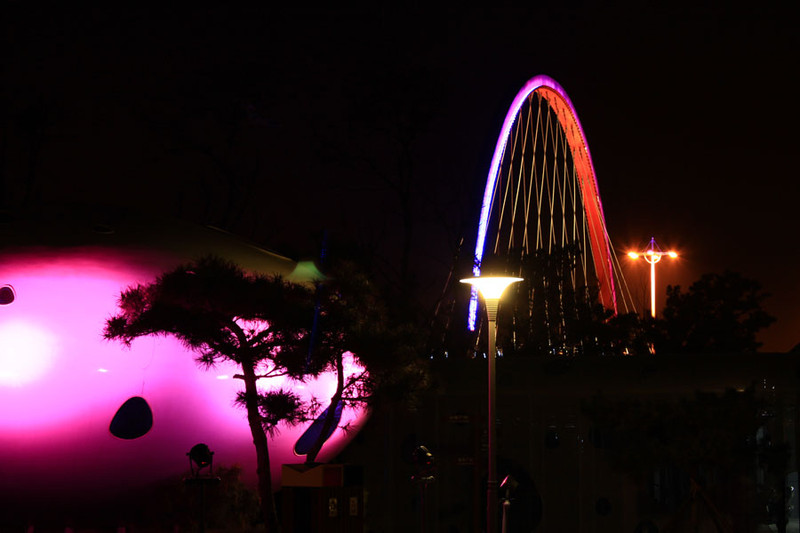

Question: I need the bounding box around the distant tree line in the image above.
[431,248,776,357]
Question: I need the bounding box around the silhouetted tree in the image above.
[104,256,329,532]
[301,258,429,464]
[104,255,429,529]
[657,271,775,353]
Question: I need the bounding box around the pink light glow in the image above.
[470,75,617,329]
[0,247,368,500]
[0,320,58,386]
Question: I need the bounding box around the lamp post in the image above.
[185,443,221,533]
[460,275,522,533]
[627,237,677,318]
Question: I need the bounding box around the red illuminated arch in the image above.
[470,75,616,328]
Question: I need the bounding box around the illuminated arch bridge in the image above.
[467,75,635,355]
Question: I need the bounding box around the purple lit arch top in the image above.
[469,75,617,329]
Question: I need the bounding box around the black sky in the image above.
[4,4,799,351]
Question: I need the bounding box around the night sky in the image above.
[4,4,799,351]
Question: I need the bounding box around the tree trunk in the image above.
[241,362,280,532]
[305,352,344,464]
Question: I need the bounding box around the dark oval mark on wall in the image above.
[0,285,15,305]
[109,396,153,439]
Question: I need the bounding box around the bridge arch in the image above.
[469,75,617,329]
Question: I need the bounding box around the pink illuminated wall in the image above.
[0,243,367,500]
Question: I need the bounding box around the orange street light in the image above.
[627,237,678,318]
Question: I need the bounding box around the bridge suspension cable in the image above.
[468,75,636,354]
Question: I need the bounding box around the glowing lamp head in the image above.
[667,251,678,259]
[460,276,523,300]
[627,252,639,260]
[461,276,523,322]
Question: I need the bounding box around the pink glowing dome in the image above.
[0,210,367,501]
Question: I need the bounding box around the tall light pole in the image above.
[627,237,677,318]
[460,275,522,533]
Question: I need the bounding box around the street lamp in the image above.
[460,275,522,533]
[627,237,677,318]
[185,443,221,533]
